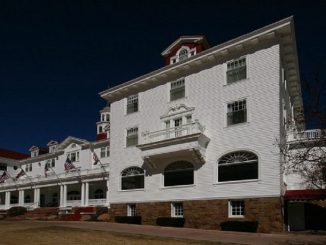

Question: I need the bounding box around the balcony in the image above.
[137,121,209,167]
[287,129,324,143]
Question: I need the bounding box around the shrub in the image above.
[115,216,141,224]
[220,221,258,232]
[96,206,108,215]
[156,217,185,227]
[7,206,27,217]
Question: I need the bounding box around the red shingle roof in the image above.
[0,148,29,160]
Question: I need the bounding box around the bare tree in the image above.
[280,72,326,189]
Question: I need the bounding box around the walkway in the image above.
[18,220,326,245]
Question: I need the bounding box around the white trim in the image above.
[228,200,245,218]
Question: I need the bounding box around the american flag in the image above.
[64,157,75,171]
[93,152,100,165]
[16,169,26,179]
[0,171,9,183]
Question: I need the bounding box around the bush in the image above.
[156,217,185,227]
[7,206,27,217]
[115,216,141,224]
[220,221,258,232]
[96,206,108,215]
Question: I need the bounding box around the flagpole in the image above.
[19,168,35,188]
[91,148,109,179]
[48,166,64,186]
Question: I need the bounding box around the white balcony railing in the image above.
[66,200,81,207]
[88,198,106,206]
[287,129,323,142]
[142,121,205,145]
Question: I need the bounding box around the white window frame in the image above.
[169,46,196,64]
[126,127,138,147]
[67,151,80,162]
[226,57,247,84]
[127,204,136,216]
[228,200,245,218]
[100,146,110,158]
[171,202,183,217]
[126,94,139,114]
[226,99,247,126]
[170,78,185,101]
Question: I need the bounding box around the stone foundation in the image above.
[109,197,283,233]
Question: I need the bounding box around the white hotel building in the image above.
[0,17,324,232]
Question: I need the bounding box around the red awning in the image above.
[284,189,326,200]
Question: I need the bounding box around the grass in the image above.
[0,222,223,245]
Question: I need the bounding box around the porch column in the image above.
[19,190,24,206]
[81,183,85,206]
[105,179,110,206]
[33,188,40,208]
[5,192,10,209]
[63,185,67,207]
[59,185,64,207]
[85,182,89,206]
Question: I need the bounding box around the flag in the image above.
[64,157,75,171]
[0,171,9,183]
[92,152,100,165]
[44,163,49,177]
[16,169,26,179]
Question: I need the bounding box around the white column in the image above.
[5,192,10,209]
[105,179,110,206]
[34,188,40,208]
[85,182,89,206]
[63,185,67,207]
[19,190,24,206]
[81,183,85,206]
[59,185,64,207]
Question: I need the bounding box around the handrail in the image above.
[142,121,205,144]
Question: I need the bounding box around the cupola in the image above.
[161,36,210,65]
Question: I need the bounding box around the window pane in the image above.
[122,175,144,190]
[227,58,247,84]
[165,169,194,186]
[219,162,258,182]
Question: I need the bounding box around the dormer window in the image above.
[178,48,188,61]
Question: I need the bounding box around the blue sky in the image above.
[1,0,325,153]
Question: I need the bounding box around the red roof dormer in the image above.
[161,36,210,66]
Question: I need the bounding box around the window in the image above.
[100,146,110,158]
[94,189,104,199]
[0,163,7,171]
[164,161,194,187]
[226,57,247,84]
[127,94,138,114]
[67,152,79,162]
[227,99,247,126]
[127,204,136,216]
[171,202,183,217]
[170,79,185,101]
[25,163,32,172]
[179,48,188,61]
[229,200,245,217]
[67,191,81,200]
[218,151,258,182]
[121,167,144,190]
[46,158,55,168]
[126,127,138,147]
[25,195,31,203]
[99,126,103,133]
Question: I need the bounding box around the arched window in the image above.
[218,151,258,182]
[121,167,144,190]
[178,48,188,61]
[94,189,104,199]
[164,161,194,187]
